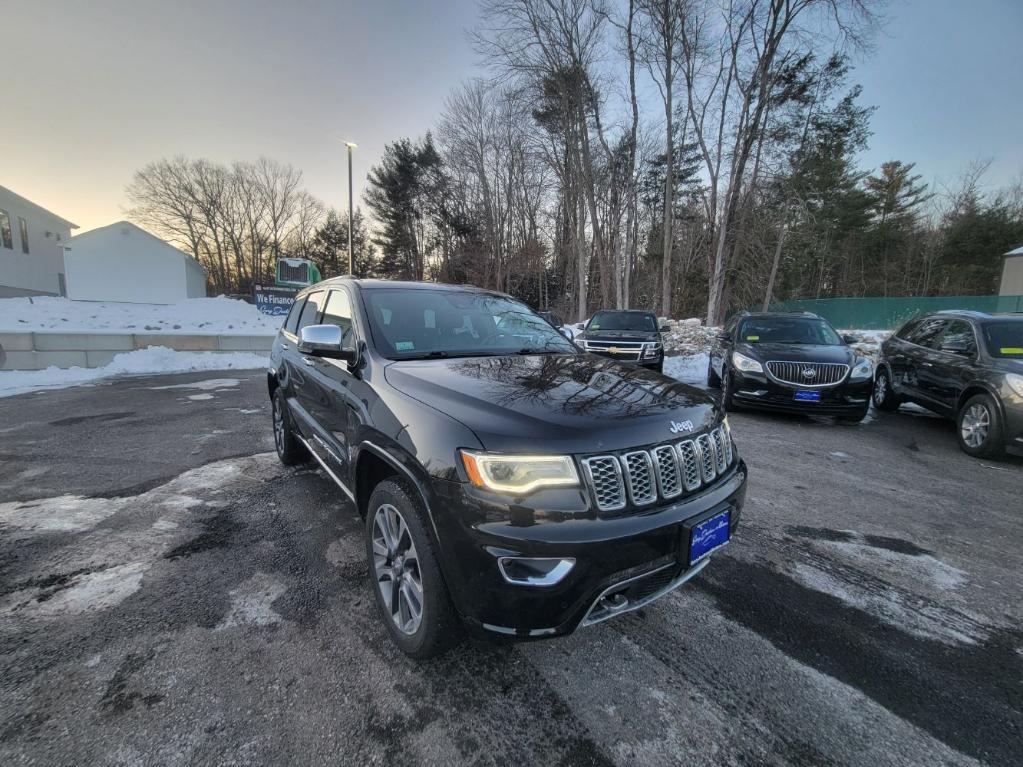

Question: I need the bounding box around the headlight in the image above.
[644,342,662,359]
[731,351,763,374]
[460,451,579,494]
[1007,373,1023,398]
[850,357,873,380]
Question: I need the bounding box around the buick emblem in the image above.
[802,367,816,379]
[669,419,695,434]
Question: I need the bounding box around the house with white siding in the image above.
[0,185,77,297]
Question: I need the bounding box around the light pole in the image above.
[345,141,357,275]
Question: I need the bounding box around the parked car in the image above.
[576,309,669,372]
[873,310,1023,458]
[269,279,747,657]
[707,311,874,422]
[537,309,565,330]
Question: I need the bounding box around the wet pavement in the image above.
[1,370,1021,766]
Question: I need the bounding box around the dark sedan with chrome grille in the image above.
[269,278,747,658]
[708,311,874,422]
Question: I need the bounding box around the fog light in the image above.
[497,557,575,586]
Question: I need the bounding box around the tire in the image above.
[839,406,870,424]
[956,393,1006,459]
[365,479,462,659]
[720,367,736,410]
[872,368,902,412]
[707,359,721,388]
[272,388,308,466]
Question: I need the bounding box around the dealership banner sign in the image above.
[253,284,299,316]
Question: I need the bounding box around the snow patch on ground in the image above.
[791,562,983,646]
[663,353,710,386]
[217,572,287,629]
[150,378,241,391]
[0,295,281,335]
[0,347,267,398]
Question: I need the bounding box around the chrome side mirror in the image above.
[299,324,356,362]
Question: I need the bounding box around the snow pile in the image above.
[663,353,710,385]
[0,296,281,335]
[657,318,720,355]
[840,329,892,361]
[0,346,268,398]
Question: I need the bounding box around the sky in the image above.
[3,0,1021,234]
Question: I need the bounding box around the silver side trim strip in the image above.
[296,434,355,501]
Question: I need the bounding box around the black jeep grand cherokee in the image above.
[269,279,747,657]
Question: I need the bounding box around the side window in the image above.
[321,290,355,347]
[940,320,977,354]
[907,318,948,349]
[0,210,12,249]
[18,217,29,254]
[295,291,325,334]
[283,298,305,335]
[895,319,921,341]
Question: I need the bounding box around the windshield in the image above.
[738,317,842,346]
[587,311,656,333]
[981,321,1023,358]
[363,288,577,359]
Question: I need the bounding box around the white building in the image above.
[999,246,1023,296]
[66,221,207,304]
[0,185,78,297]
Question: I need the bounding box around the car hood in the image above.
[580,330,658,342]
[383,353,719,453]
[991,357,1023,374]
[739,343,855,365]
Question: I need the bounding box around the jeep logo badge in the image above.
[669,419,694,434]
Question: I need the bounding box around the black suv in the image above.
[708,311,874,421]
[873,311,1023,458]
[269,279,747,657]
[576,310,669,372]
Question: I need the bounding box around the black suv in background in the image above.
[576,310,669,372]
[708,311,874,422]
[873,311,1023,458]
[269,280,747,657]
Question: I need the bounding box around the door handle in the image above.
[281,343,290,351]
[920,361,933,367]
[302,357,315,366]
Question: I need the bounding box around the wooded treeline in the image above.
[126,156,375,294]
[362,0,1023,322]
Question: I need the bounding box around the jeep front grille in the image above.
[581,425,733,512]
[765,360,849,387]
[581,456,626,512]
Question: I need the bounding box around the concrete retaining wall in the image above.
[0,331,273,371]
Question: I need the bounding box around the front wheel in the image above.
[707,359,721,388]
[872,368,902,412]
[720,367,736,410]
[956,394,1005,459]
[365,479,462,658]
[272,388,308,466]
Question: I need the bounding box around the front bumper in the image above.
[1004,400,1023,456]
[429,460,747,638]
[586,349,662,369]
[730,369,872,415]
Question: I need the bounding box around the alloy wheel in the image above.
[960,404,990,448]
[873,374,887,405]
[371,503,424,635]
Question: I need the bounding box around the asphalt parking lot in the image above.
[1,369,1021,766]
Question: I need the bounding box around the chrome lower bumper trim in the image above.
[580,556,711,628]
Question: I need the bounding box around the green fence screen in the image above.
[768,295,1023,330]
